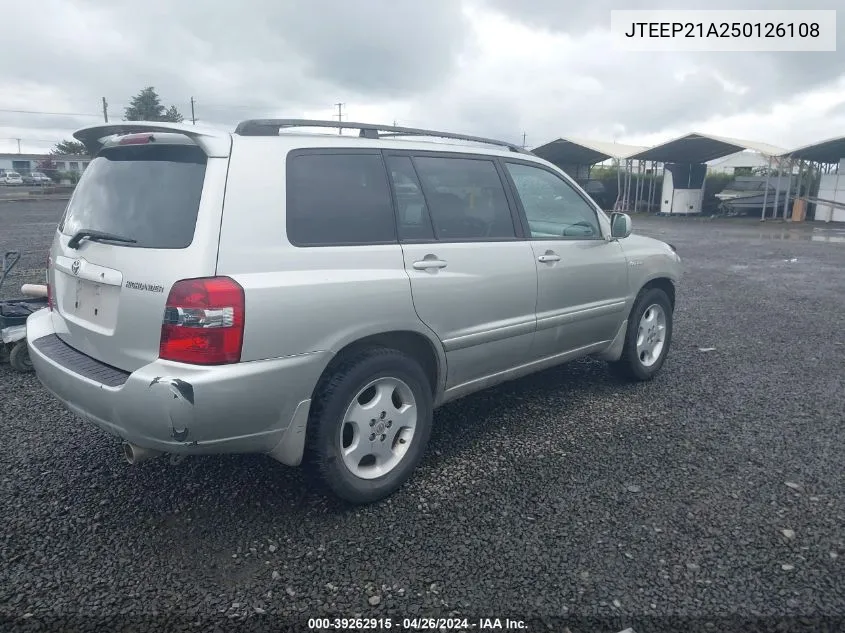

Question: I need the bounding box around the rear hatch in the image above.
[48,130,231,372]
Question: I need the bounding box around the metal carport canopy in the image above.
[531,137,647,165]
[781,136,845,163]
[627,132,786,163]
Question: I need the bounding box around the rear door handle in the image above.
[413,259,448,270]
[537,253,560,263]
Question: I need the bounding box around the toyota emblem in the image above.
[71,260,81,276]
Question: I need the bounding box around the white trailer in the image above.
[660,163,706,215]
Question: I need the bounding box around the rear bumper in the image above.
[26,308,330,464]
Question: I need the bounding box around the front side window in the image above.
[412,156,516,240]
[286,152,396,246]
[506,162,601,239]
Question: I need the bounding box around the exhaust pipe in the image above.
[122,442,162,465]
[21,284,48,298]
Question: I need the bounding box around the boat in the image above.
[715,175,795,217]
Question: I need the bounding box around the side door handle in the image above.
[413,257,448,270]
[537,252,561,263]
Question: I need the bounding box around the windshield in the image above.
[59,144,207,249]
[8,172,20,177]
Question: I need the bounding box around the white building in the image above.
[0,152,90,175]
[815,158,845,223]
[781,136,845,223]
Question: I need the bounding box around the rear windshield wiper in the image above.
[67,229,137,249]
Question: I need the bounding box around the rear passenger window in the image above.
[412,156,516,240]
[385,155,434,241]
[286,153,396,246]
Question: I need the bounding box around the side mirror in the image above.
[610,212,632,239]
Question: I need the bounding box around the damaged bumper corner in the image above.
[147,377,195,442]
[27,307,330,460]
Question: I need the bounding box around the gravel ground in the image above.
[1,201,844,633]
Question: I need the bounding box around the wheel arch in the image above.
[314,329,446,403]
[640,276,676,311]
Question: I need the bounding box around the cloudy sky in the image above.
[1,0,843,156]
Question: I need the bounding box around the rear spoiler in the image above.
[73,122,231,158]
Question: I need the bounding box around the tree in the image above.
[123,86,184,122]
[164,105,184,123]
[36,158,61,182]
[50,139,87,156]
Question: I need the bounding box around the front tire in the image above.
[305,348,434,504]
[609,287,673,381]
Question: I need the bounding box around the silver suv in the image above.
[27,119,682,504]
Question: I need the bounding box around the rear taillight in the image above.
[159,277,245,365]
[46,255,53,311]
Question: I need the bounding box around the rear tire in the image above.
[305,348,433,504]
[9,340,34,373]
[609,287,673,381]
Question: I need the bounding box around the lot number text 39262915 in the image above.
[307,617,528,630]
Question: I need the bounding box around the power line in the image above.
[2,99,512,145]
[0,107,101,118]
[1,99,398,125]
[0,137,63,143]
[187,101,261,111]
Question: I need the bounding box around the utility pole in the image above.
[190,97,196,125]
[15,138,21,154]
[334,102,345,134]
[102,97,109,123]
[522,132,527,149]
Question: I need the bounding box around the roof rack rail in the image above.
[234,118,530,154]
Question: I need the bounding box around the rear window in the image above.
[59,144,207,249]
[286,152,396,246]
